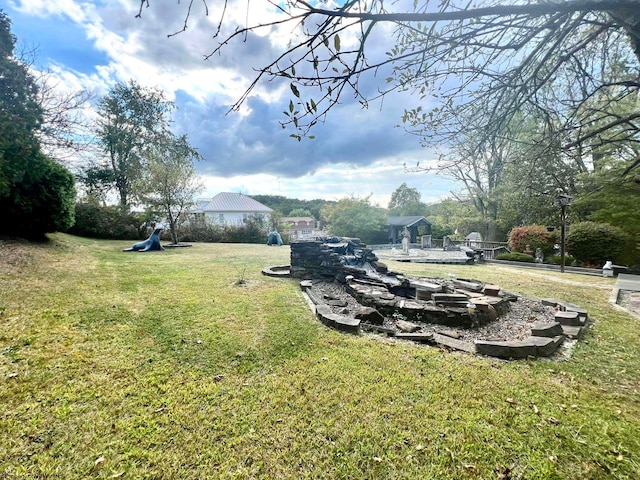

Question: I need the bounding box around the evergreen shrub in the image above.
[2,155,76,239]
[69,203,146,240]
[181,215,270,244]
[567,221,629,266]
[495,252,535,262]
[549,255,576,265]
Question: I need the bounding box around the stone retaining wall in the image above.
[290,238,386,281]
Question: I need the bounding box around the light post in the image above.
[556,192,573,273]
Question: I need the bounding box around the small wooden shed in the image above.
[388,216,432,243]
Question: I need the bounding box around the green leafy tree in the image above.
[424,199,484,240]
[268,210,283,233]
[571,155,640,265]
[0,11,42,199]
[573,166,640,234]
[321,195,387,244]
[288,208,314,218]
[567,222,630,266]
[388,183,425,216]
[92,80,174,209]
[139,133,202,244]
[69,201,145,240]
[251,195,334,224]
[0,11,76,238]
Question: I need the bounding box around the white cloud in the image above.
[10,0,91,23]
[7,0,455,205]
[199,157,453,207]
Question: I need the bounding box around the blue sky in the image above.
[5,0,455,207]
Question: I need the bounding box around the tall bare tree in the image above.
[34,73,95,165]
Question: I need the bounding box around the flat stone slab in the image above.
[433,334,476,353]
[475,335,564,359]
[410,280,444,293]
[415,289,433,301]
[483,285,501,296]
[562,325,585,339]
[455,289,485,298]
[452,279,483,292]
[396,320,421,333]
[555,310,585,326]
[432,293,469,302]
[395,332,434,343]
[436,329,462,339]
[531,322,564,337]
[316,308,360,333]
[557,301,588,319]
[355,307,384,325]
[473,295,504,305]
[333,315,361,333]
[435,300,469,308]
[262,265,291,277]
[534,336,565,356]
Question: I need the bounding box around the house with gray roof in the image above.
[193,192,273,226]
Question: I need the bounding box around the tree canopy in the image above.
[139,132,202,244]
[89,80,175,209]
[139,0,640,173]
[388,183,425,216]
[321,195,388,243]
[0,10,76,238]
[0,11,42,198]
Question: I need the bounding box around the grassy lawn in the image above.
[1,234,639,479]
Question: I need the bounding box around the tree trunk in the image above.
[168,212,179,244]
[609,9,640,65]
[486,201,499,241]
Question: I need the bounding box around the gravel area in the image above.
[310,280,558,342]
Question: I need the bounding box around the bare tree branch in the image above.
[136,0,640,173]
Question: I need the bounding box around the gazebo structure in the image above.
[388,216,432,244]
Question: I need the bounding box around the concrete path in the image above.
[615,274,640,292]
[374,248,470,264]
[610,274,640,319]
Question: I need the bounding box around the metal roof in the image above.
[387,216,431,227]
[195,193,273,213]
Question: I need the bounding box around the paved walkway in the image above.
[615,274,640,292]
[611,274,640,319]
[374,248,470,264]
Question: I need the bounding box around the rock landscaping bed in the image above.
[264,237,590,360]
[300,277,588,359]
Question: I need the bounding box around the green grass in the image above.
[1,234,639,479]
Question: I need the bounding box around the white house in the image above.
[280,216,324,240]
[193,192,273,226]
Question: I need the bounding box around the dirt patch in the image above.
[0,238,37,273]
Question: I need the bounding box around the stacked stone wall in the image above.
[290,238,384,281]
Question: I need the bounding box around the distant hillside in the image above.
[251,195,336,220]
